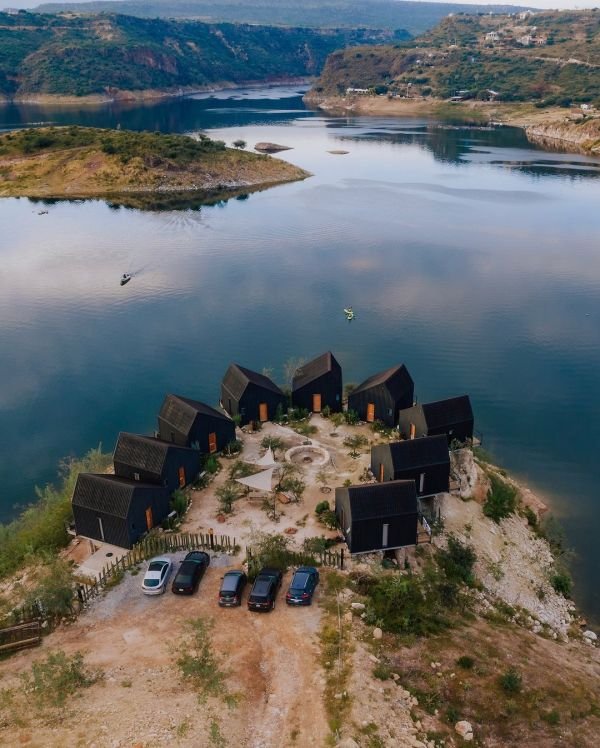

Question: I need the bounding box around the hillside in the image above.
[0,11,408,100]
[0,126,309,204]
[34,0,532,36]
[309,10,600,106]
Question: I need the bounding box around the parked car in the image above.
[142,557,172,595]
[172,551,210,595]
[285,566,320,606]
[247,567,283,612]
[218,570,247,607]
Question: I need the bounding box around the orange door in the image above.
[208,432,217,454]
[145,506,154,530]
[312,393,322,413]
[178,466,186,488]
[259,403,268,422]
[366,403,375,422]
[409,423,416,440]
[379,463,384,482]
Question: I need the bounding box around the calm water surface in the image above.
[1,87,599,620]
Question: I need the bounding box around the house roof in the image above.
[159,394,232,435]
[347,480,417,520]
[113,432,197,476]
[422,395,473,429]
[352,364,413,401]
[385,435,449,471]
[292,351,339,391]
[222,363,283,400]
[72,473,159,518]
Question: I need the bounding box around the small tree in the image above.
[330,412,345,433]
[283,357,306,390]
[232,139,246,149]
[215,482,241,515]
[344,433,368,458]
[261,435,285,457]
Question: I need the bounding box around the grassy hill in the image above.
[34,1,531,37]
[0,126,309,204]
[310,10,600,106]
[0,11,408,99]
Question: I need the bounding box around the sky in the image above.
[2,0,599,12]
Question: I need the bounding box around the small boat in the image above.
[344,307,355,322]
[120,273,132,286]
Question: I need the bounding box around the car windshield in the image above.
[251,580,271,597]
[221,575,240,593]
[292,572,310,589]
[148,562,165,572]
[144,579,160,587]
[175,573,193,585]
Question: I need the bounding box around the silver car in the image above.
[142,556,172,595]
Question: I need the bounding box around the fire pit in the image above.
[285,444,330,467]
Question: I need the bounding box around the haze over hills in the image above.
[32,0,532,36]
[0,11,408,99]
[311,10,600,105]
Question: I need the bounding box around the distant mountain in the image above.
[34,1,532,36]
[0,11,409,98]
[310,10,600,105]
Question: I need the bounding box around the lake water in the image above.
[1,87,599,621]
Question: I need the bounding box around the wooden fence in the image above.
[0,620,41,654]
[246,546,344,579]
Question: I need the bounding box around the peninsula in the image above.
[0,127,309,204]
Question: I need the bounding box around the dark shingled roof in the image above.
[113,433,171,475]
[352,364,413,400]
[222,363,283,400]
[292,352,338,391]
[422,395,473,429]
[159,394,232,435]
[72,474,157,517]
[387,435,449,471]
[347,481,417,520]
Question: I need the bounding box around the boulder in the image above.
[373,627,383,639]
[336,739,359,748]
[583,630,597,641]
[254,142,293,153]
[455,721,474,741]
[351,602,365,610]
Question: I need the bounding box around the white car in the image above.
[142,556,172,595]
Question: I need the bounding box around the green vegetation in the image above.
[312,10,600,105]
[456,655,475,669]
[357,538,476,636]
[247,532,316,578]
[20,651,102,710]
[176,618,233,704]
[315,500,338,530]
[0,11,407,98]
[499,666,523,694]
[483,473,518,523]
[550,570,572,597]
[0,446,111,579]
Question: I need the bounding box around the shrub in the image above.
[499,667,522,694]
[232,139,246,149]
[437,535,476,586]
[372,662,392,680]
[24,559,76,620]
[344,434,368,457]
[247,532,299,578]
[540,709,560,725]
[321,405,331,418]
[522,505,538,528]
[20,651,102,710]
[330,412,345,432]
[215,482,241,514]
[260,435,285,455]
[295,421,317,437]
[483,474,517,522]
[303,536,337,555]
[170,489,188,518]
[456,655,475,669]
[176,618,229,703]
[344,409,359,425]
[550,570,572,597]
[223,439,243,456]
[315,501,338,529]
[203,454,220,475]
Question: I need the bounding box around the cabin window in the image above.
[133,472,140,481]
[419,473,425,493]
[382,523,389,547]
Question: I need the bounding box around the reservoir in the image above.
[0,87,599,620]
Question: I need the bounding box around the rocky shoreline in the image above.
[304,93,600,155]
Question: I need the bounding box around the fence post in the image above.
[340,548,344,570]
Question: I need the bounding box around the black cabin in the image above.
[371,434,450,497]
[348,364,414,427]
[398,395,474,444]
[221,363,285,426]
[292,351,342,413]
[113,432,201,493]
[335,480,418,554]
[72,473,170,549]
[158,394,235,454]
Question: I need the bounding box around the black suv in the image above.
[171,551,210,595]
[218,570,247,607]
[247,567,283,612]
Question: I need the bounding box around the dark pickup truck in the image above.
[247,567,283,612]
